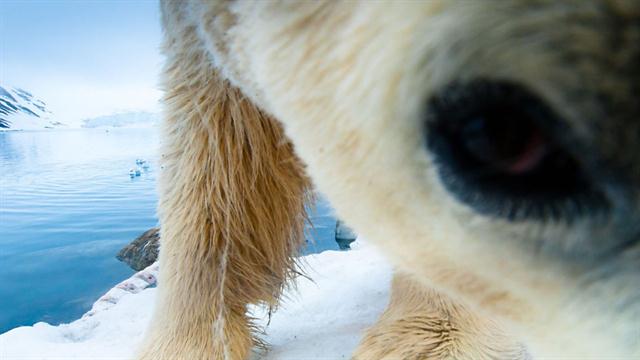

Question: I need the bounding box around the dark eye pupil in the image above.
[460,110,548,175]
[425,80,607,222]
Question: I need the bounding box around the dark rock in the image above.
[117,228,160,271]
[335,220,357,250]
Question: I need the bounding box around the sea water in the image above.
[0,127,340,334]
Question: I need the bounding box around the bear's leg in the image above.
[354,272,530,360]
[137,12,310,359]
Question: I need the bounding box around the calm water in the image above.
[0,128,339,334]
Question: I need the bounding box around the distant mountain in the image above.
[0,86,63,130]
[81,111,159,129]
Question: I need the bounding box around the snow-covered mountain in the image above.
[81,111,159,129]
[0,86,63,130]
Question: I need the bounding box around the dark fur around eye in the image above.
[425,80,609,222]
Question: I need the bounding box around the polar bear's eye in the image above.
[458,107,548,175]
[425,80,608,222]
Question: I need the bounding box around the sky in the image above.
[0,0,163,125]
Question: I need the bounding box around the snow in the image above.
[81,112,159,129]
[0,112,62,131]
[0,85,159,131]
[0,240,392,359]
[0,86,64,131]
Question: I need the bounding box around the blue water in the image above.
[0,128,339,334]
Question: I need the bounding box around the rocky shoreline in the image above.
[117,221,358,271]
[116,228,160,271]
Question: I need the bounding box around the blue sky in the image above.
[0,0,163,124]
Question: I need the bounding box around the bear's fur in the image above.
[140,1,640,359]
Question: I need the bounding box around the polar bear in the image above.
[139,1,640,359]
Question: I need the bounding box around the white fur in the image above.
[159,1,640,358]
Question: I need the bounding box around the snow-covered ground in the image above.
[0,241,392,359]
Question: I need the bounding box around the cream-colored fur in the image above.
[141,1,640,359]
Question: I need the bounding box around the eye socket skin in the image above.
[425,80,609,222]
